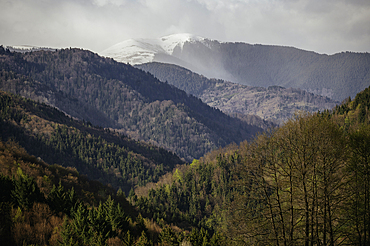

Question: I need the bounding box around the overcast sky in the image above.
[1,0,369,54]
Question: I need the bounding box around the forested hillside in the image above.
[137,62,338,125]
[0,90,182,193]
[0,139,133,245]
[0,69,120,128]
[0,46,262,161]
[0,139,226,245]
[133,85,370,245]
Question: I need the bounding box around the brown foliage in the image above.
[12,203,63,246]
[106,237,123,246]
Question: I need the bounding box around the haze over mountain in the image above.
[102,33,370,102]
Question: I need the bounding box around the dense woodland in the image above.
[136,63,219,97]
[0,139,227,245]
[0,46,262,161]
[0,91,182,193]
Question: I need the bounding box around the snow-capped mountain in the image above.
[100,33,207,65]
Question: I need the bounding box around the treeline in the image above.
[0,69,121,128]
[139,39,370,101]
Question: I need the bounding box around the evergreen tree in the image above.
[11,168,44,209]
[48,181,78,216]
[159,225,178,245]
[135,230,151,246]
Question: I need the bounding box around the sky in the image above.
[1,0,369,55]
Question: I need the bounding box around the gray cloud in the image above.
[0,0,369,54]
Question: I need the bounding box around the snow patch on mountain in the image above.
[6,45,59,53]
[160,33,205,53]
[101,39,165,64]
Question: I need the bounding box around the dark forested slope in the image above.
[0,90,183,192]
[0,46,262,161]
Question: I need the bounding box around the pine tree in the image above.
[11,168,44,209]
[59,203,93,245]
[159,225,178,245]
[48,181,77,216]
[135,230,151,246]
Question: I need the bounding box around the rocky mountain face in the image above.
[0,46,262,161]
[136,62,338,125]
[103,34,370,102]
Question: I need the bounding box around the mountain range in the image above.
[101,33,370,102]
[2,33,369,160]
